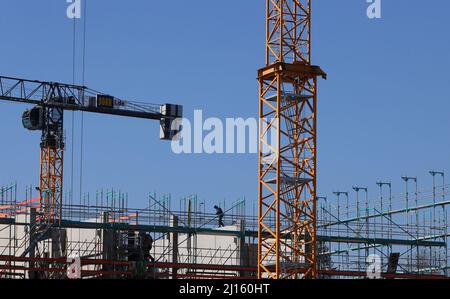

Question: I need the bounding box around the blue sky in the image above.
[0,0,449,214]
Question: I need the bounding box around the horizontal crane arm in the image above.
[0,75,183,141]
[0,76,166,120]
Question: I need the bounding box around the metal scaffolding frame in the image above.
[0,176,449,279]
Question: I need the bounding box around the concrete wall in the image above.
[153,224,243,277]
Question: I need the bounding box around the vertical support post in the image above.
[333,192,348,271]
[414,179,419,264]
[29,208,37,279]
[353,187,368,271]
[334,192,341,269]
[430,171,447,275]
[239,219,248,278]
[345,192,350,271]
[365,190,369,258]
[377,182,392,256]
[402,176,417,273]
[443,173,448,276]
[102,212,115,278]
[171,215,178,279]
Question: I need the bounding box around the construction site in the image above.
[0,178,448,279]
[0,0,449,280]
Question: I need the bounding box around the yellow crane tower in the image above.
[257,0,326,279]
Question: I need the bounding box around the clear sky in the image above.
[0,0,449,214]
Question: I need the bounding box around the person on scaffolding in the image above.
[139,232,155,263]
[214,205,225,228]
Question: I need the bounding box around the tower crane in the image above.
[0,75,182,225]
[257,0,326,279]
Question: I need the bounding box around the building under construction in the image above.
[0,176,448,279]
[0,0,449,280]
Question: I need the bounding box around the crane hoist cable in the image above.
[79,0,88,207]
[70,7,77,211]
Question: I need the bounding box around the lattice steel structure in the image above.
[258,0,326,279]
[40,146,64,224]
[0,76,182,225]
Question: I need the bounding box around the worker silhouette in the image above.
[139,232,155,263]
[214,206,225,228]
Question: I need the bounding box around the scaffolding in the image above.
[318,175,449,278]
[0,185,254,279]
[0,174,449,279]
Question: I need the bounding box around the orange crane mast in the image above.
[257,0,326,279]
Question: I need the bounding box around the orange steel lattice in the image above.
[257,0,326,279]
[40,146,63,224]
